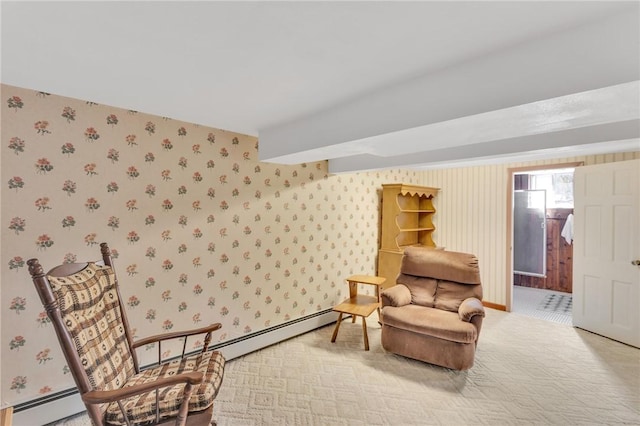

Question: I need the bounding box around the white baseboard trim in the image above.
[13,391,85,426]
[216,309,338,361]
[13,309,338,426]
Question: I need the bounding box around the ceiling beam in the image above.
[258,9,639,170]
[328,120,640,173]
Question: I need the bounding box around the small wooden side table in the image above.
[331,275,386,350]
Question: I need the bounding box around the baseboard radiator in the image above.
[13,309,338,426]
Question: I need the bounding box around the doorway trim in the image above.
[505,161,583,312]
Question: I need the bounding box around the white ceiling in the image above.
[2,1,639,172]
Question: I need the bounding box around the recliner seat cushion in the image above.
[382,305,477,344]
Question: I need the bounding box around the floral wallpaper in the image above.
[0,84,422,405]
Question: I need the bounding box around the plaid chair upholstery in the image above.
[104,350,225,425]
[47,263,136,391]
[42,258,225,425]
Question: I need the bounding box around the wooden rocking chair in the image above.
[28,242,225,426]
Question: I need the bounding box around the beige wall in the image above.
[2,82,637,406]
[0,84,423,405]
[420,151,640,308]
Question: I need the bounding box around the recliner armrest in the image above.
[458,297,485,322]
[381,284,412,307]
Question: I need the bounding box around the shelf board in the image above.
[397,243,437,250]
[398,209,436,213]
[398,227,435,232]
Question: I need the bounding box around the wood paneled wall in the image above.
[419,151,639,309]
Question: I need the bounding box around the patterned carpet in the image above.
[537,293,572,314]
[54,308,639,425]
[512,286,573,325]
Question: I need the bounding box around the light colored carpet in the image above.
[54,308,639,425]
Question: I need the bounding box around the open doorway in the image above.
[506,162,582,325]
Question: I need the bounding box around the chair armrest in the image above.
[458,298,485,322]
[381,285,412,307]
[133,323,222,348]
[81,371,204,404]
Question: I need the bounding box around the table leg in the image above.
[331,312,344,343]
[1,407,13,426]
[361,316,369,351]
[376,285,382,324]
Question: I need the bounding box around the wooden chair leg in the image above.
[1,407,13,426]
[361,316,369,351]
[331,313,344,343]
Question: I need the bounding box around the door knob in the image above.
[632,260,640,266]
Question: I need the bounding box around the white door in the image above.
[573,159,640,348]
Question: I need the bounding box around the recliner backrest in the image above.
[398,247,482,312]
[396,273,437,307]
[433,280,482,312]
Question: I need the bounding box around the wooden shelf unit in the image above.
[378,183,439,288]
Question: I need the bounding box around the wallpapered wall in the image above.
[0,84,423,405]
[422,151,639,306]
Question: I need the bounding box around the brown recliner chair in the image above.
[380,246,485,370]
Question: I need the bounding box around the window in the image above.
[529,168,574,208]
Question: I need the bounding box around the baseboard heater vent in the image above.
[13,309,338,426]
